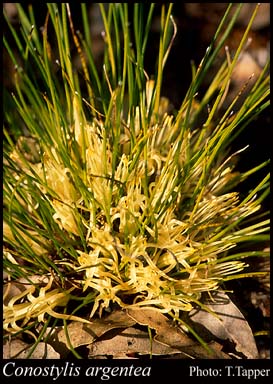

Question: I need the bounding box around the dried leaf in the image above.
[251,291,270,317]
[48,309,135,356]
[127,308,193,346]
[127,308,230,358]
[3,339,29,359]
[88,327,182,358]
[3,339,60,359]
[188,292,259,358]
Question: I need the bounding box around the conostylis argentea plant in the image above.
[3,3,269,345]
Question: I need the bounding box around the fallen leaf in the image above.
[127,308,230,358]
[188,291,259,358]
[88,327,182,358]
[251,291,270,317]
[48,309,136,357]
[3,339,29,359]
[127,308,193,346]
[3,339,60,359]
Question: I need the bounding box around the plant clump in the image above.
[3,3,269,345]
